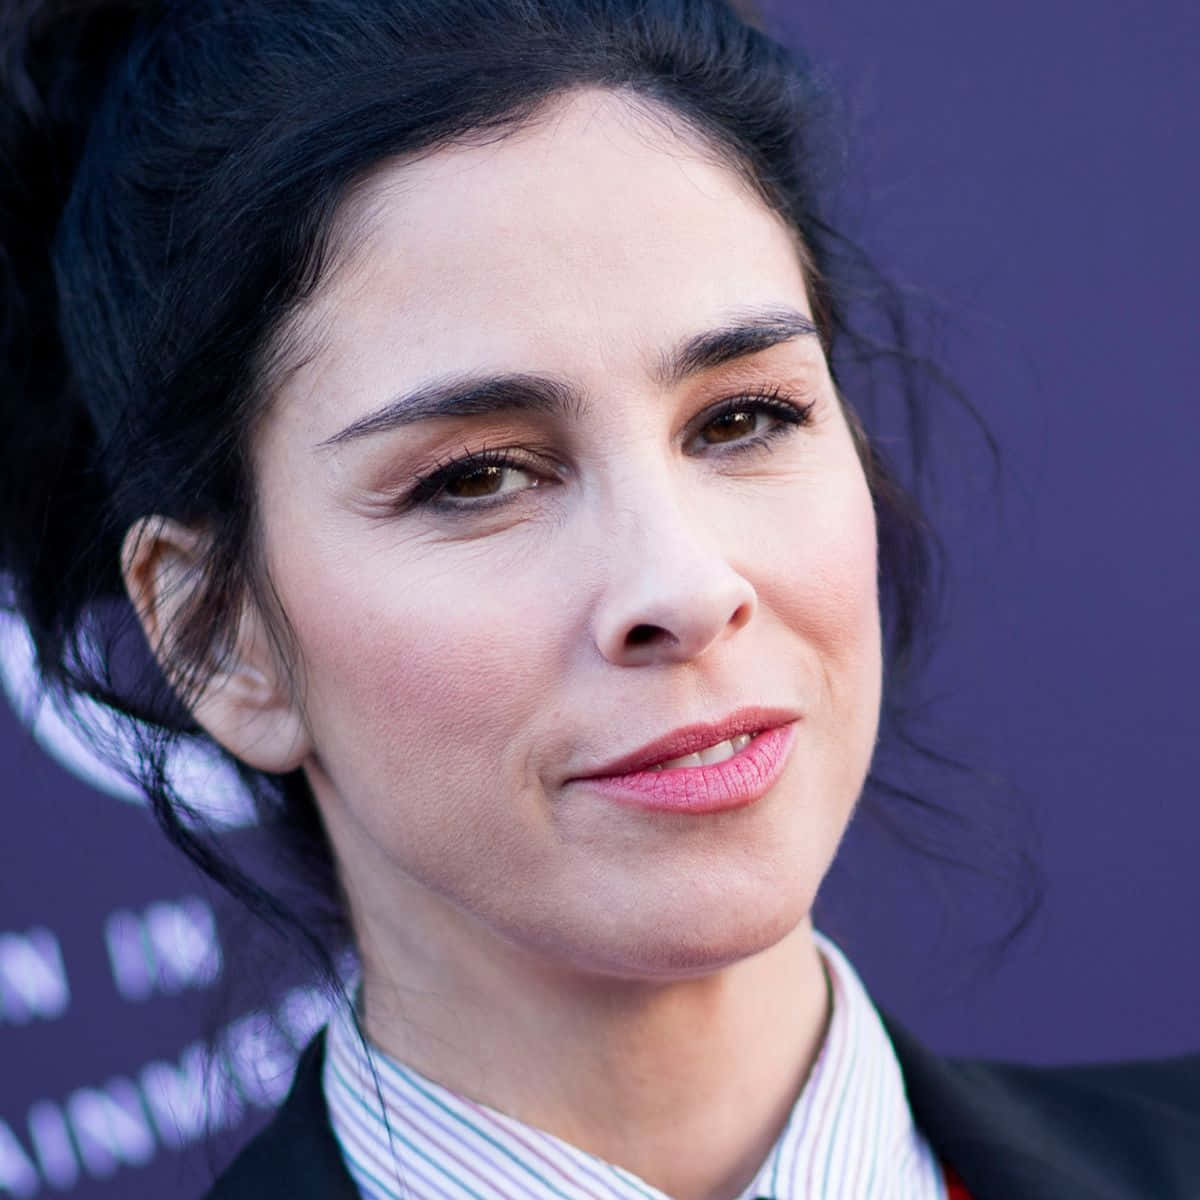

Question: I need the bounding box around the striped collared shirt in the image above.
[323,931,947,1199]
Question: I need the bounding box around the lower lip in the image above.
[571,723,798,814]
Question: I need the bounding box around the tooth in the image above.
[640,733,759,772]
[656,751,704,770]
[698,739,737,765]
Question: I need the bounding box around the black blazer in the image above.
[206,1018,1200,1199]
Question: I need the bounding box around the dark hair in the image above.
[1,0,1006,983]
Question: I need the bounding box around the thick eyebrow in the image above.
[316,305,819,449]
[316,374,582,449]
[656,305,820,386]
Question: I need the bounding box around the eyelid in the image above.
[400,444,555,513]
[397,386,817,514]
[684,386,816,448]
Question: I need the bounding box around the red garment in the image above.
[943,1163,972,1200]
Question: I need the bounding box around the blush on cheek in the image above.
[771,462,879,649]
[775,471,882,770]
[279,533,563,830]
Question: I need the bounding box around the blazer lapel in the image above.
[881,1013,1107,1199]
[881,1012,1200,1200]
[207,1031,360,1199]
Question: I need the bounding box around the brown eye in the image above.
[435,459,540,505]
[445,464,507,498]
[404,446,551,513]
[701,410,760,444]
[686,393,816,458]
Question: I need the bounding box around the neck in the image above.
[356,907,831,1200]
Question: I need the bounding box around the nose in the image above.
[590,490,758,667]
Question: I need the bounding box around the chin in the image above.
[553,871,816,982]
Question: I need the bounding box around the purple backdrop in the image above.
[3,2,1198,1196]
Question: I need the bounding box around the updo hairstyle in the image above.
[1,0,946,974]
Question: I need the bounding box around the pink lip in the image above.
[567,708,799,814]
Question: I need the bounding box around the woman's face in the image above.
[253,90,882,982]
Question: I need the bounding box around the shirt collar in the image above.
[323,930,946,1199]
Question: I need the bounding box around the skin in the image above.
[126,90,883,1200]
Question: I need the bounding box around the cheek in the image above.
[760,452,882,775]
[273,525,568,840]
[767,454,880,673]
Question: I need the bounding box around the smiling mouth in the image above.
[568,721,798,814]
[643,732,758,771]
[573,706,799,780]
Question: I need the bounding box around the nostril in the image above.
[626,623,670,647]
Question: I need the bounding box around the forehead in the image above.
[278,89,814,435]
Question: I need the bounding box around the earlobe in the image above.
[120,517,313,775]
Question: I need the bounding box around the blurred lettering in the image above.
[66,1080,156,1178]
[0,1121,38,1198]
[104,897,221,1001]
[276,984,333,1052]
[0,929,69,1024]
[26,1102,77,1189]
[0,984,305,1191]
[141,1041,242,1148]
[222,1011,296,1107]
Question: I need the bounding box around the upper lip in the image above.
[569,706,800,779]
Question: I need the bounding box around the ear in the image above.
[120,516,312,774]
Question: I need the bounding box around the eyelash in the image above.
[401,387,817,514]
